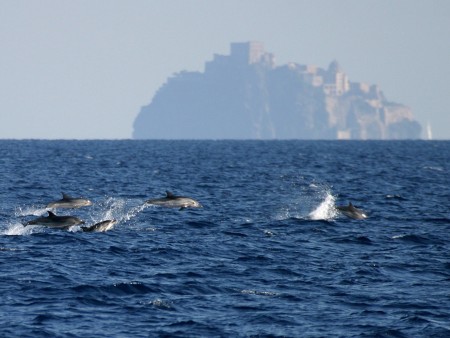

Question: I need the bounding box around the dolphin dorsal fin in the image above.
[47,211,57,218]
[166,191,176,198]
[349,202,353,207]
[62,193,72,200]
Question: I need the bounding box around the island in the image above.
[133,42,421,139]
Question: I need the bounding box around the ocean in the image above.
[0,140,449,337]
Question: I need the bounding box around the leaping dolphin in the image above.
[336,202,368,220]
[81,219,117,232]
[145,191,202,210]
[46,193,92,209]
[24,211,85,229]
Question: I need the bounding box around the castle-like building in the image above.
[206,41,275,69]
[204,42,419,140]
[133,42,421,140]
[207,42,363,98]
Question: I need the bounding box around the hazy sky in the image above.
[1,0,449,139]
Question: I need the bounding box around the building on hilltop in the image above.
[133,41,422,140]
[287,63,324,87]
[285,59,350,96]
[205,41,275,73]
[230,41,265,64]
[323,60,350,96]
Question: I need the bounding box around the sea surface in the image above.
[0,140,449,337]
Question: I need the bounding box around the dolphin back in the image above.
[146,191,202,209]
[336,202,367,220]
[62,193,73,200]
[46,193,92,209]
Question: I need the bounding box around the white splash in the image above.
[308,192,338,221]
[2,222,42,236]
[88,197,151,225]
[2,196,152,236]
[14,205,48,217]
[273,181,339,221]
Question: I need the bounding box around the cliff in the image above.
[133,42,421,139]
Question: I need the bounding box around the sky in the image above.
[1,0,449,139]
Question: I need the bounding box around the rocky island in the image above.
[133,42,421,139]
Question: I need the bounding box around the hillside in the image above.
[133,42,421,139]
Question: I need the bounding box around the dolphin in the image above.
[81,219,117,232]
[24,211,85,229]
[336,202,368,220]
[145,191,202,210]
[46,193,93,209]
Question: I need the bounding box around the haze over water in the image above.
[1,1,449,139]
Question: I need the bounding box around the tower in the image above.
[323,60,349,96]
[230,41,265,65]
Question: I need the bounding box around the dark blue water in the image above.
[1,140,449,337]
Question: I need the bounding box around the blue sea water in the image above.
[0,140,449,337]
